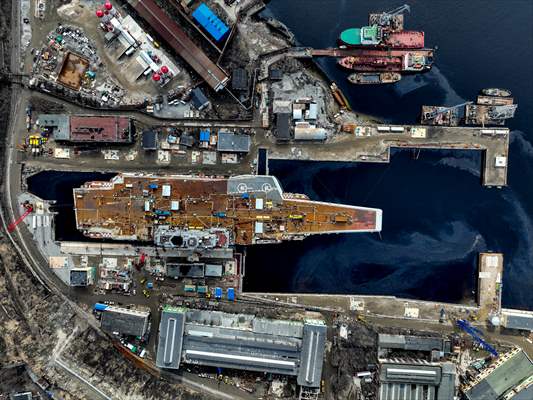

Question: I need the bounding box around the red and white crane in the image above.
[7,203,33,232]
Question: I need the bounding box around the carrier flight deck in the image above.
[73,174,382,246]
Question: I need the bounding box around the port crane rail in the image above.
[423,101,473,120]
[456,319,499,357]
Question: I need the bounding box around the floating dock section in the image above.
[126,0,229,91]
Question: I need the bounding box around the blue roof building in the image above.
[192,3,229,42]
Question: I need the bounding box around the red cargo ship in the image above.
[337,49,434,73]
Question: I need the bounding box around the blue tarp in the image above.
[94,303,108,311]
[200,129,210,142]
[192,3,229,42]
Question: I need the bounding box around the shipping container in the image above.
[197,285,208,294]
[184,284,196,293]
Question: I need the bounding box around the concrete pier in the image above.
[266,124,509,187]
[477,253,503,318]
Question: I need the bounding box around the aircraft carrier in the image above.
[73,174,382,246]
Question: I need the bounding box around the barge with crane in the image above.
[421,89,517,127]
[339,5,425,50]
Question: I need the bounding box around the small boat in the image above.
[348,72,401,85]
[481,88,512,97]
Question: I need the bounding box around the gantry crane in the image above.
[7,203,33,232]
[456,319,499,357]
[378,4,411,27]
[423,101,473,120]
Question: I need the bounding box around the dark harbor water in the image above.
[27,171,116,241]
[244,0,533,308]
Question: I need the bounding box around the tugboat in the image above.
[347,72,402,85]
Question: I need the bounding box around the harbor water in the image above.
[244,0,533,309]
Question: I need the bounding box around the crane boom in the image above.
[456,319,499,357]
[379,4,411,26]
[424,101,473,120]
[7,205,33,232]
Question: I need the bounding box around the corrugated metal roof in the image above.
[465,350,533,400]
[217,132,251,152]
[380,363,442,385]
[437,363,456,400]
[380,383,436,400]
[192,3,229,42]
[298,323,327,387]
[252,318,304,338]
[504,312,533,331]
[101,307,149,337]
[156,309,185,369]
[511,384,533,400]
[38,114,69,140]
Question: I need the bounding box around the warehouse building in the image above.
[217,132,251,153]
[38,114,133,143]
[100,306,150,337]
[501,309,533,332]
[379,361,456,400]
[156,306,186,369]
[275,112,292,141]
[463,348,533,400]
[69,268,93,287]
[156,308,327,388]
[192,3,229,42]
[378,334,452,357]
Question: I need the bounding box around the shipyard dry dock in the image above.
[73,174,382,246]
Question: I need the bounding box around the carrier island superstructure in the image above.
[73,174,382,247]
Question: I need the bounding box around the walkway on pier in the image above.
[265,124,509,187]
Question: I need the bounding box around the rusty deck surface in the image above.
[386,31,424,48]
[74,174,382,245]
